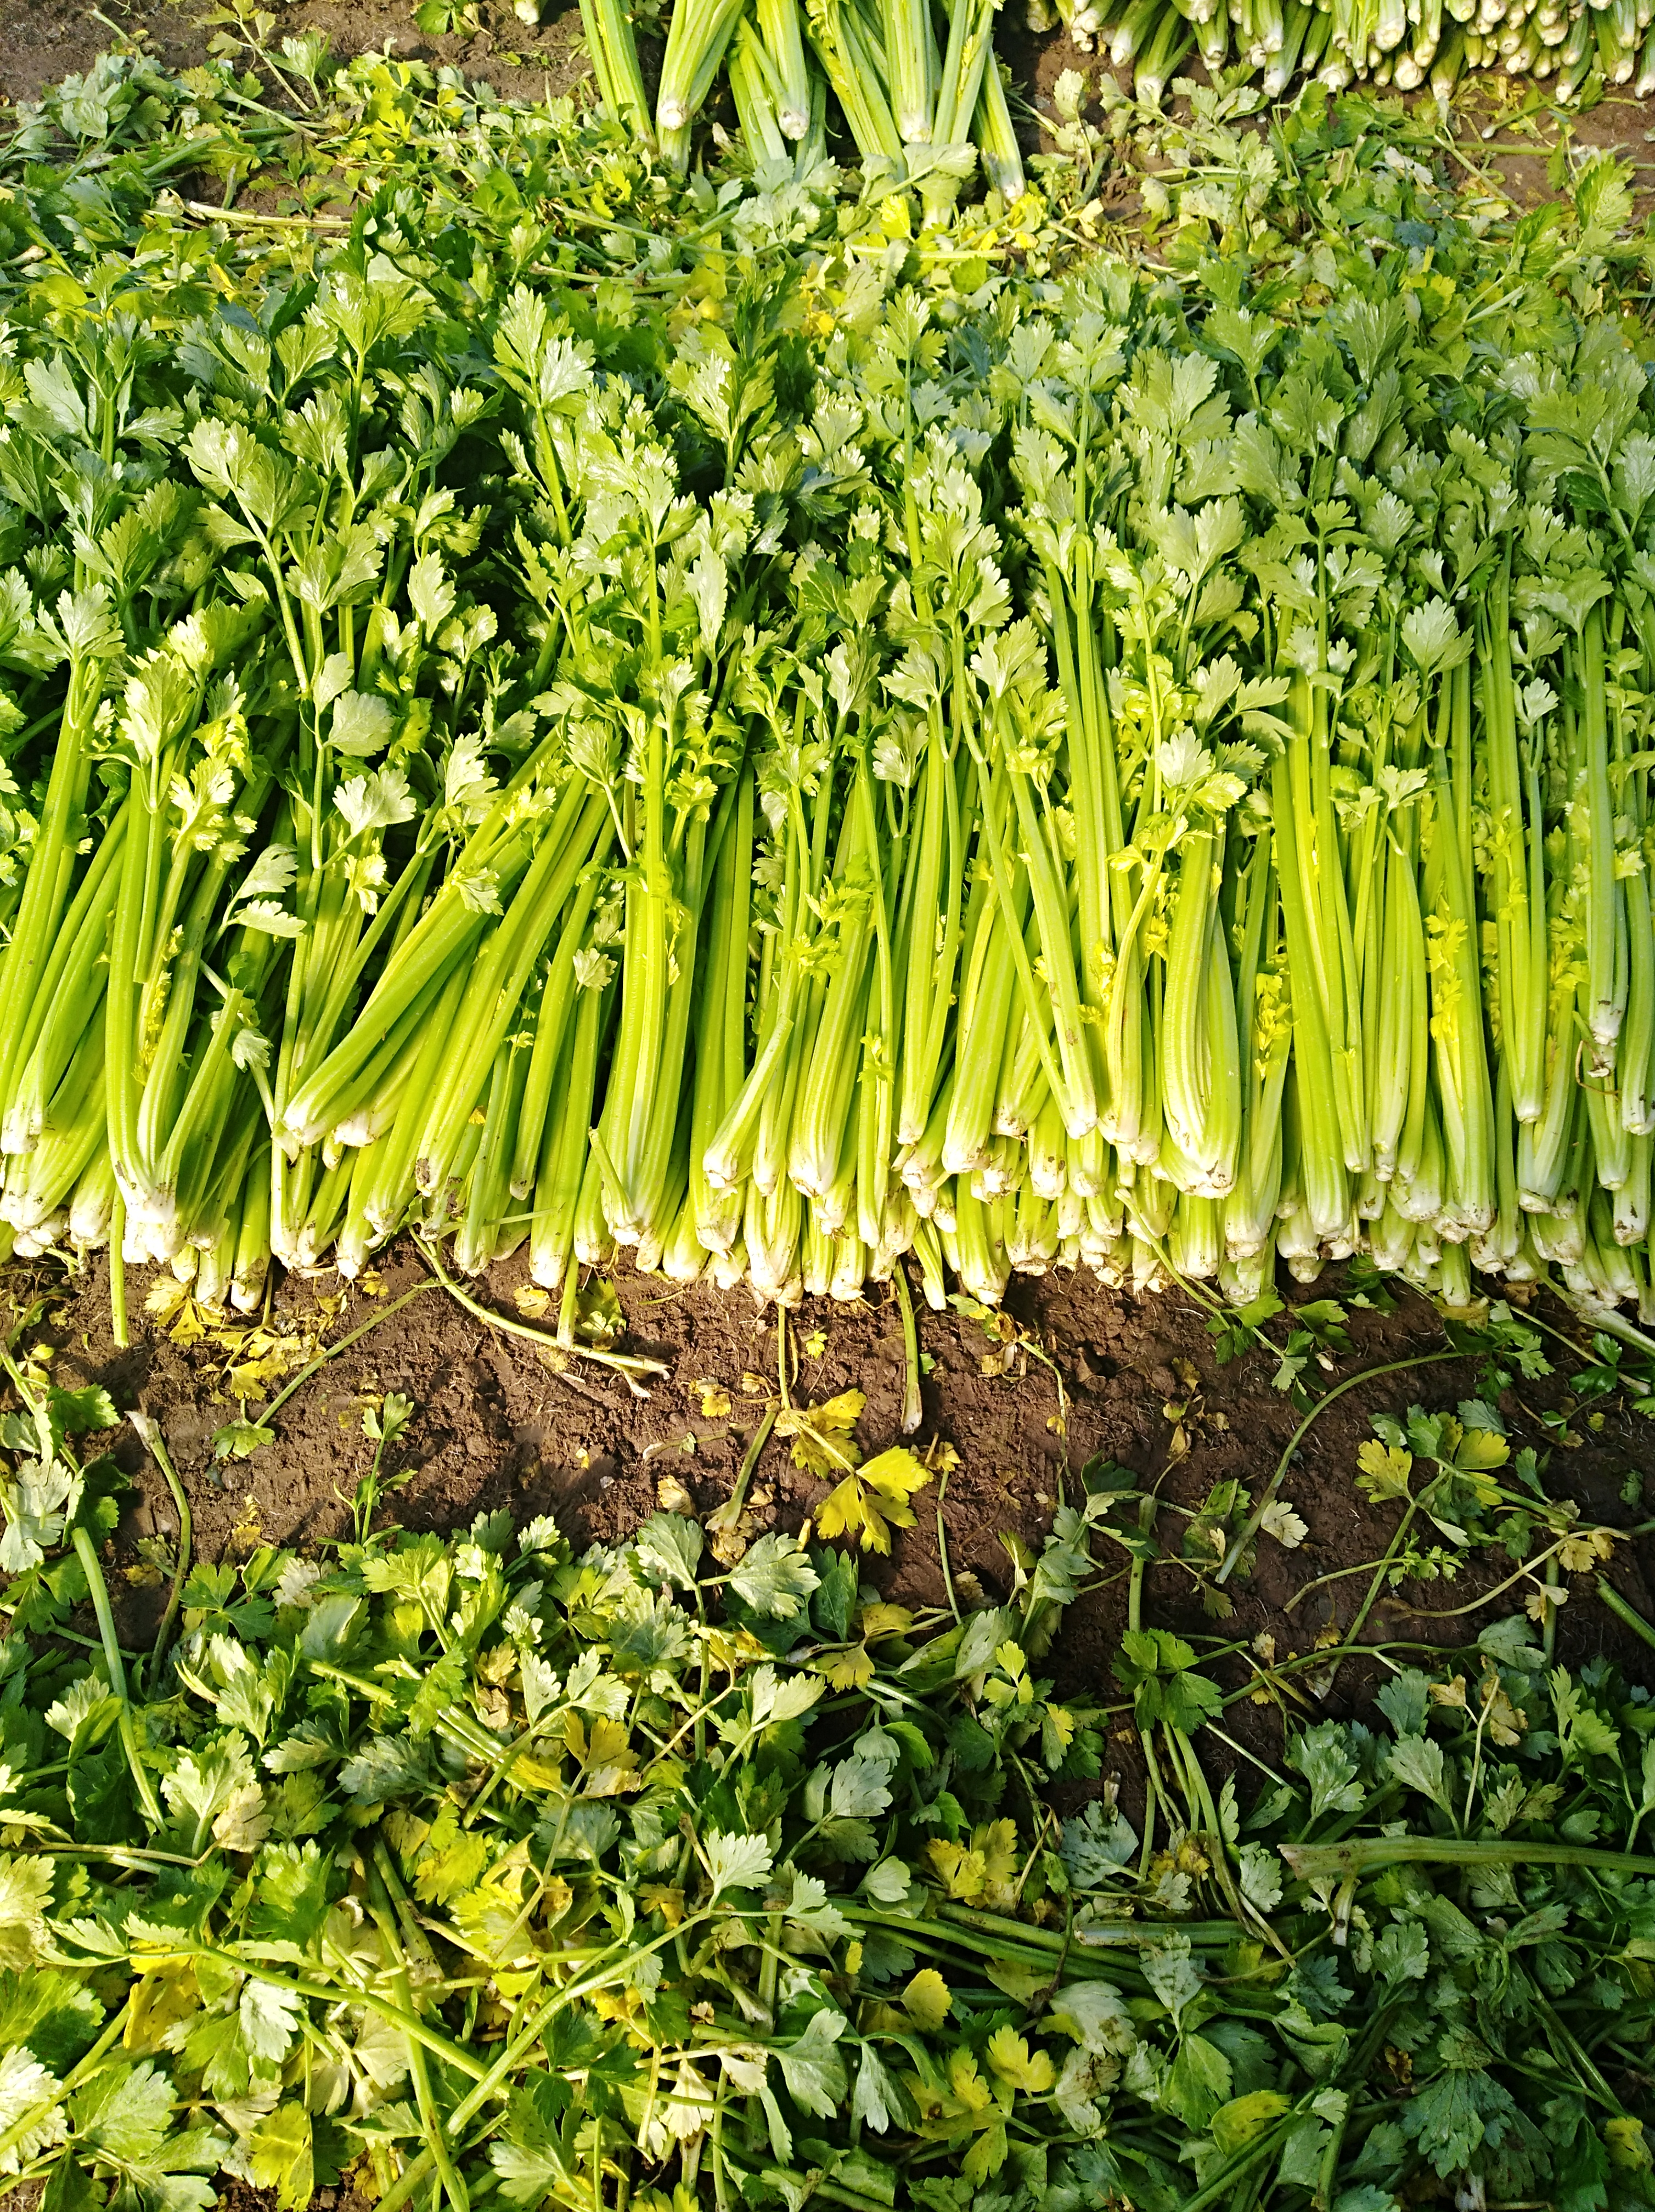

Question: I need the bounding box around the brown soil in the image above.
[0,0,595,111]
[20,1229,1654,1740]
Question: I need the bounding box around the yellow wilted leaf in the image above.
[1478,1673,1525,1747]
[145,1277,191,1325]
[986,2025,1055,2094]
[1447,1420,1508,1475]
[590,1985,645,2027]
[1355,1440,1413,1502]
[578,1717,640,1797]
[228,1352,297,1398]
[125,1960,199,2055]
[978,1818,1020,1892]
[1043,1705,1077,1756]
[1557,1527,1617,1573]
[927,1838,986,1901]
[1606,2118,1651,2173]
[776,1389,865,1478]
[857,1602,914,1642]
[961,2118,1007,2182]
[947,2051,993,2112]
[902,1967,953,2032]
[514,1284,551,1319]
[229,1494,264,1555]
[816,1445,934,1554]
[810,1645,875,1690]
[926,1819,1020,1911]
[656,1472,695,1516]
[695,1379,732,1419]
[640,1884,686,1927]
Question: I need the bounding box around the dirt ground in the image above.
[17,1232,1653,1742]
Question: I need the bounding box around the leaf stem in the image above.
[1216,1348,1464,1586]
[128,1409,191,1692]
[70,1525,164,1830]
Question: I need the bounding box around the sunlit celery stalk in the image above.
[969,651,1097,1139]
[1518,685,1587,1209]
[508,865,609,1204]
[415,787,609,1205]
[852,760,898,1252]
[1422,662,1495,1237]
[134,770,284,1235]
[792,770,875,1194]
[1031,419,1119,1125]
[804,0,905,156]
[1270,694,1349,1240]
[0,1000,106,1237]
[1619,660,1654,1136]
[523,959,611,1290]
[107,667,223,1245]
[944,829,1028,1176]
[577,0,651,139]
[277,738,566,1149]
[1222,854,1290,1262]
[1134,3,1198,96]
[657,0,748,167]
[178,1088,266,1283]
[892,729,967,1145]
[610,807,718,1248]
[689,771,753,1255]
[598,672,732,1245]
[971,48,1025,196]
[1473,1060,1523,1273]
[452,1032,531,1274]
[1160,828,1242,1196]
[1301,592,1368,1171]
[946,1180,1009,1303]
[755,0,814,131]
[1110,0,1166,61]
[993,934,1056,1141]
[339,962,474,1251]
[729,24,792,163]
[1577,605,1624,1077]
[883,0,939,137]
[1478,571,1547,1123]
[932,0,999,154]
[745,1173,804,1301]
[707,747,831,1194]
[1371,766,1431,1189]
[1,811,126,1158]
[0,592,121,1127]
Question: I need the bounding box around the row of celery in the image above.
[2,159,1653,1339]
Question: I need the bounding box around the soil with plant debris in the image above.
[14,1234,1653,1761]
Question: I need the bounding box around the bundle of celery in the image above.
[566,0,1027,195]
[4,58,1655,1338]
[2,1361,1651,2212]
[1047,0,1655,105]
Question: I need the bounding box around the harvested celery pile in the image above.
[565,0,1636,170]
[1,60,1654,1338]
[0,1333,1651,2212]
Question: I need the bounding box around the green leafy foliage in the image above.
[0,1444,1651,2212]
